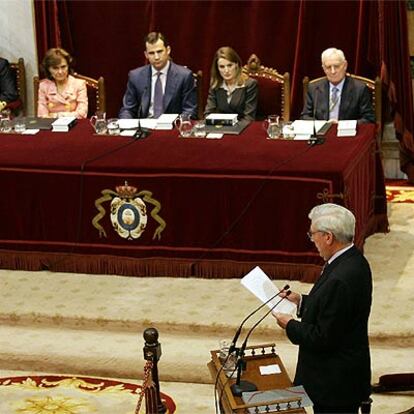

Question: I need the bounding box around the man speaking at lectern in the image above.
[274,204,372,414]
[301,48,375,124]
[119,32,197,119]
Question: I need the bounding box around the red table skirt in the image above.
[0,121,388,282]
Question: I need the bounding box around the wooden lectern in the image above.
[208,343,306,414]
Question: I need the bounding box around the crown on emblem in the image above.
[116,181,137,198]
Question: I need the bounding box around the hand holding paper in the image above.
[241,266,297,315]
[273,312,294,329]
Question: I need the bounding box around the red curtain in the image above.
[378,1,414,180]
[34,0,73,63]
[33,0,413,177]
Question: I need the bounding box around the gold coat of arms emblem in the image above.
[92,182,166,240]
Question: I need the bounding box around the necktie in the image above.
[329,87,339,120]
[330,87,339,111]
[153,72,163,118]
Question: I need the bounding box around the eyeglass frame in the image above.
[307,230,326,240]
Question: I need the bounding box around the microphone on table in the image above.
[308,85,327,146]
[134,86,151,139]
[135,119,151,139]
[228,284,290,355]
[230,290,292,397]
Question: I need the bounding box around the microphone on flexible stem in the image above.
[228,284,290,355]
[230,290,292,397]
[134,86,151,139]
[308,86,325,146]
[214,284,289,410]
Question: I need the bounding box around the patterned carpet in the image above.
[0,203,413,413]
[386,186,414,203]
[386,179,414,203]
[0,375,176,414]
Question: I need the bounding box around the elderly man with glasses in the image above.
[301,47,375,125]
[274,203,372,414]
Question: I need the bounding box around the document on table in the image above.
[206,133,223,139]
[240,266,296,314]
[292,120,313,139]
[118,119,158,130]
[259,364,281,375]
[292,120,328,140]
[337,120,357,137]
[242,385,313,413]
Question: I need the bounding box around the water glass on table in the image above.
[14,117,26,134]
[263,114,282,139]
[193,120,206,138]
[90,111,107,135]
[174,114,193,138]
[0,110,12,133]
[282,121,295,139]
[219,339,237,377]
[107,118,121,135]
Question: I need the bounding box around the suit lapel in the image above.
[339,76,352,119]
[164,62,177,112]
[48,81,68,105]
[216,89,230,111]
[141,66,152,118]
[229,87,244,111]
[309,262,331,295]
[309,246,357,295]
[317,80,330,120]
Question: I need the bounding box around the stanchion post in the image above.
[143,327,167,414]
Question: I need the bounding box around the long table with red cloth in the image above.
[0,121,388,282]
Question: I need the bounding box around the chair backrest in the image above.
[242,54,291,121]
[73,72,106,116]
[302,73,382,135]
[183,66,203,119]
[8,57,27,115]
[33,72,106,117]
[193,70,203,120]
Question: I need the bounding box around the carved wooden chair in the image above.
[7,57,27,115]
[242,54,291,121]
[303,73,382,139]
[33,72,106,117]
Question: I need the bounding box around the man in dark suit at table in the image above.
[0,57,19,112]
[301,47,375,124]
[119,32,197,119]
[274,203,372,414]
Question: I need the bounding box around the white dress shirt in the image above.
[148,60,170,118]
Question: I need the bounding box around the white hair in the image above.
[308,203,355,243]
[321,48,346,65]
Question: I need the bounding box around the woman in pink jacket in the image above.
[38,48,88,119]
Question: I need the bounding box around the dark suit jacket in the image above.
[0,58,19,103]
[286,246,372,407]
[301,76,375,124]
[204,77,258,126]
[119,61,197,119]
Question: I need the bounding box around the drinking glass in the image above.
[107,118,120,135]
[193,120,206,138]
[0,110,12,133]
[174,114,193,138]
[218,339,237,377]
[262,115,281,139]
[90,111,107,135]
[282,121,295,139]
[14,117,26,134]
